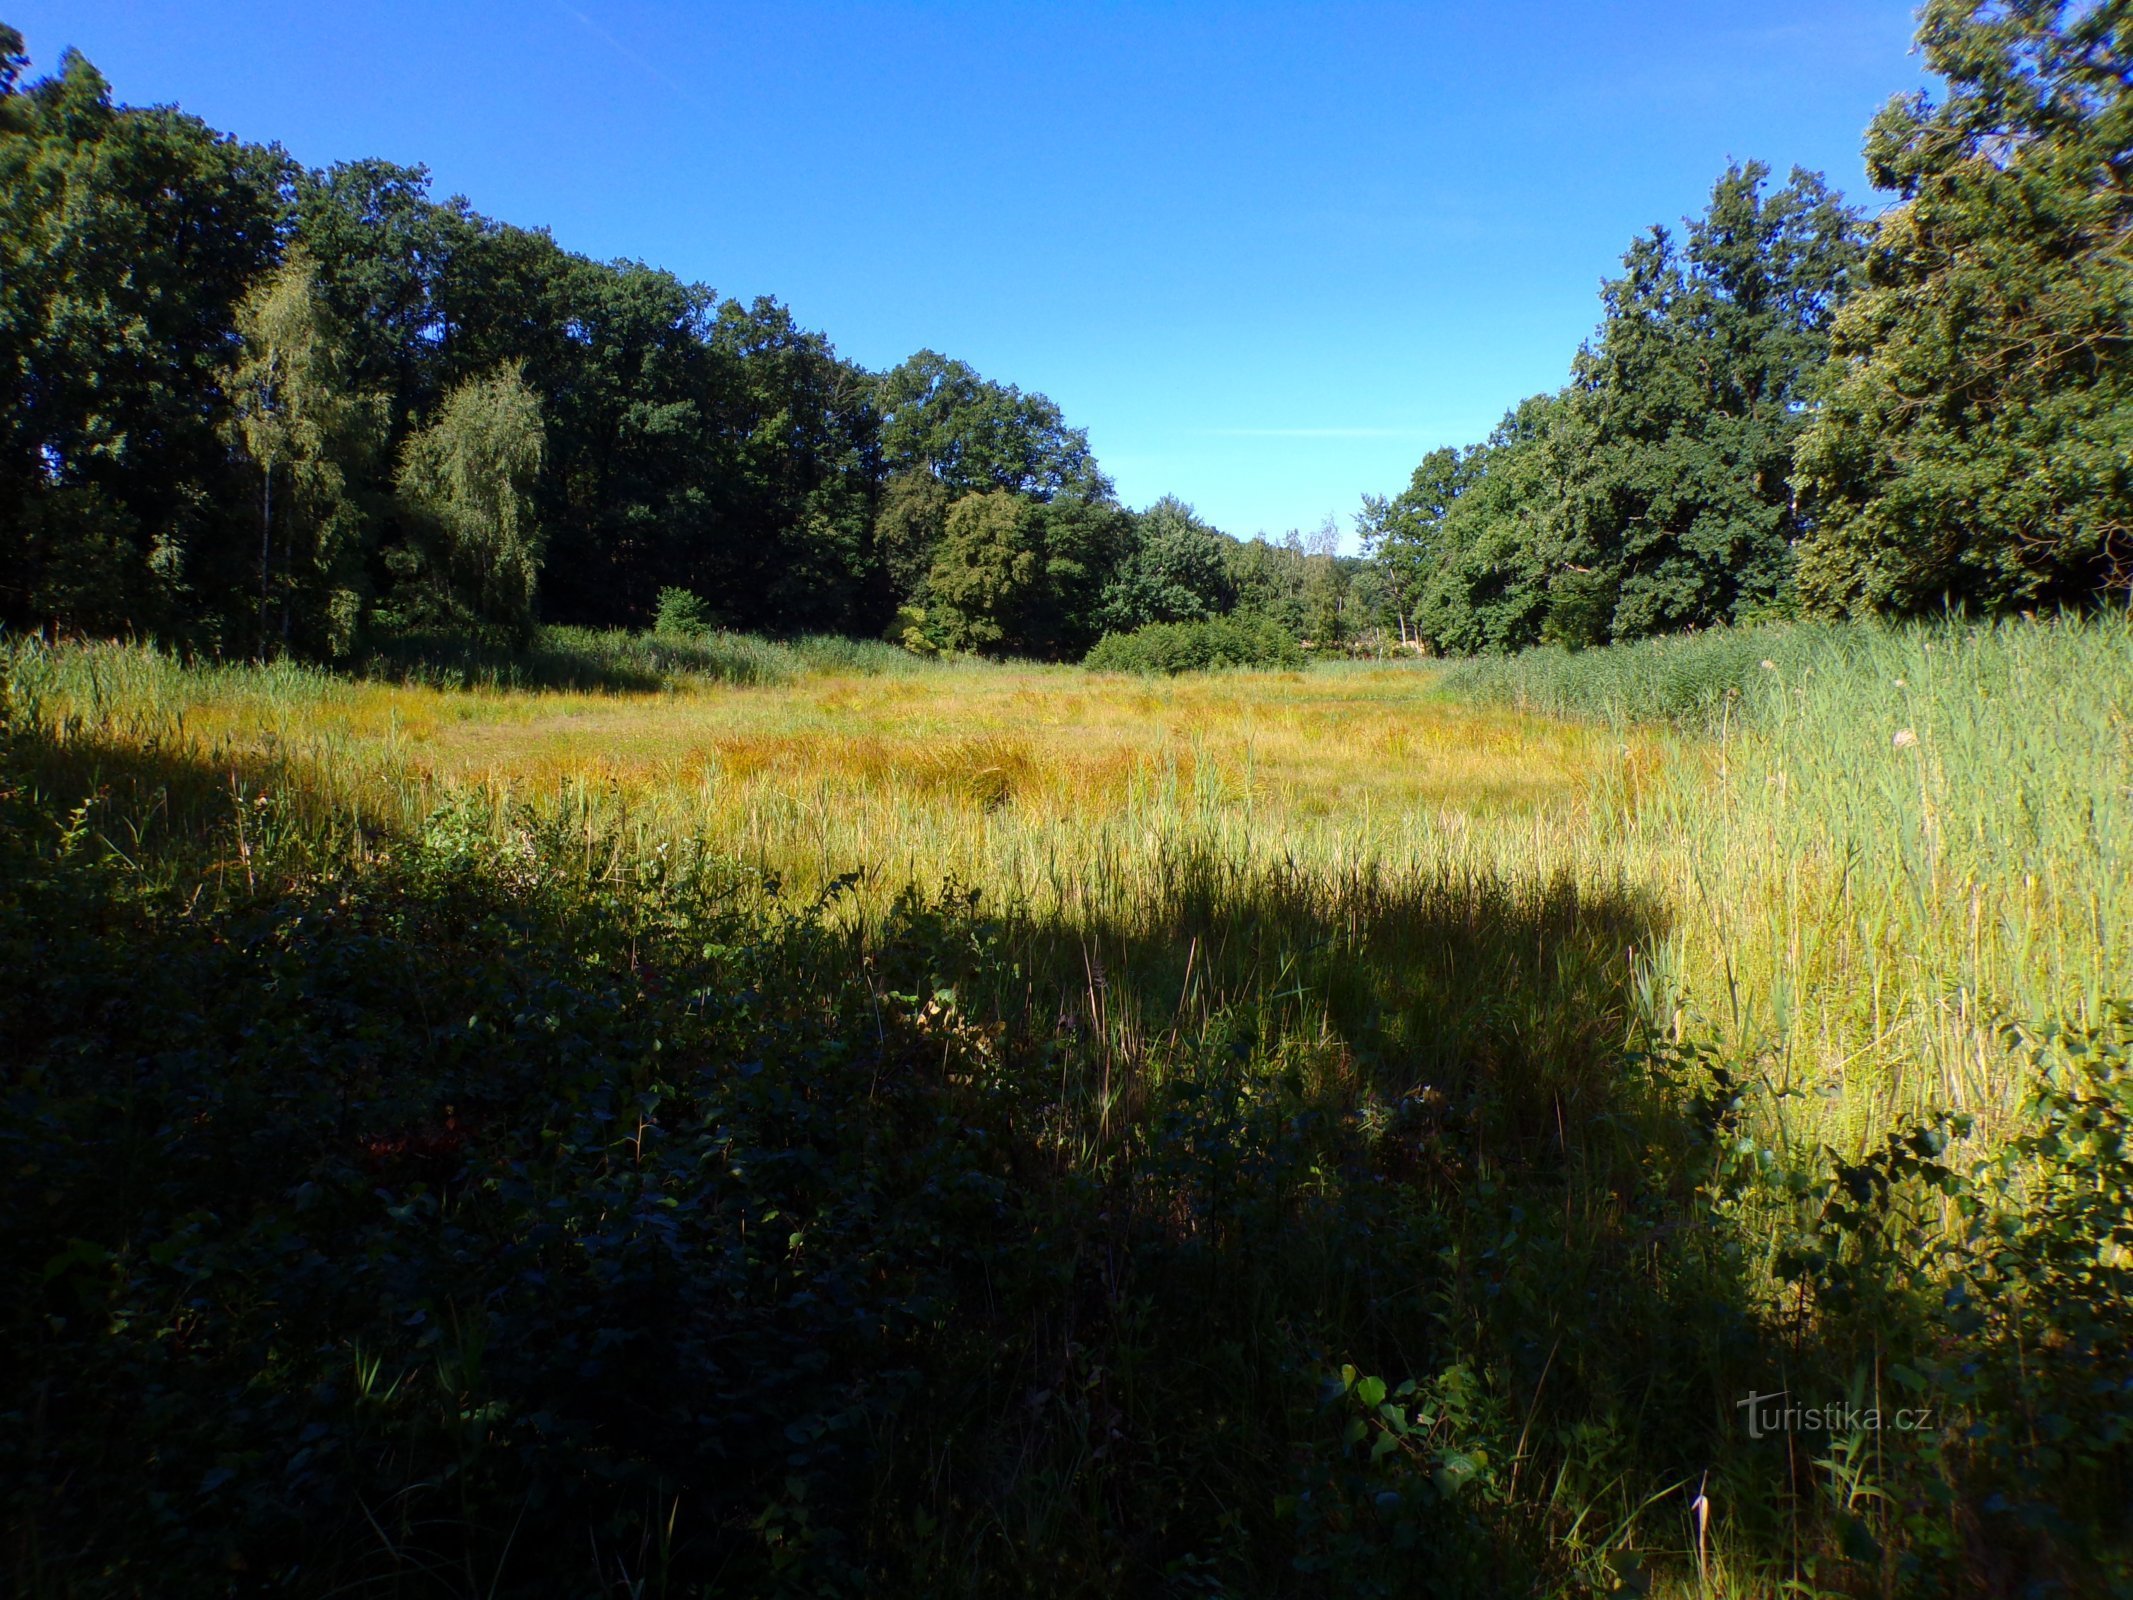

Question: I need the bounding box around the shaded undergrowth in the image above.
[357,626,936,693]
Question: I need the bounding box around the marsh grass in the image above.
[26,619,2121,1142]
[1435,620,1853,729]
[4,619,2129,1595]
[1483,618,2133,1139]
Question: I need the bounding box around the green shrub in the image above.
[653,585,714,637]
[1084,613,1306,675]
[1745,1007,2133,1578]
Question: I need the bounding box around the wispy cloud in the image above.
[1191,427,1430,440]
[547,1,700,106]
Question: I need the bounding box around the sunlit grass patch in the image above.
[11,620,2125,1150]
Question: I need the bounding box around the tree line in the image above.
[4,1,2126,665]
[0,25,1339,661]
[1364,0,2130,654]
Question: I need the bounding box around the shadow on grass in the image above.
[357,624,799,692]
[7,723,2084,1598]
[856,860,1782,1596]
[357,627,942,694]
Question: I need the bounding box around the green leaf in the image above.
[1837,1512,1883,1564]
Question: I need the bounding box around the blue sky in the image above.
[13,2,1932,546]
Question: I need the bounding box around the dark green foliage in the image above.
[1097,495,1239,633]
[873,468,956,605]
[870,355,1135,654]
[1,29,1176,657]
[921,489,1132,659]
[1085,613,1308,674]
[0,37,914,651]
[0,40,288,646]
[1223,532,1323,640]
[874,348,1106,502]
[1,484,148,637]
[1364,395,1572,656]
[0,28,1423,668]
[1025,493,1136,657]
[919,490,1045,656]
[13,3,2133,663]
[1554,164,1865,642]
[1369,168,1865,656]
[1795,0,2133,615]
[701,296,883,635]
[1365,0,2128,650]
[1748,1009,2133,1584]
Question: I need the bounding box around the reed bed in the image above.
[13,618,2126,1151]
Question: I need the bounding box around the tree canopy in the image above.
[1793,0,2133,614]
[1366,165,1868,655]
[875,349,1106,502]
[0,37,285,643]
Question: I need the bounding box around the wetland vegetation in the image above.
[4,1,2129,1592]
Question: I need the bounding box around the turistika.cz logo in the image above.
[1735,1391,1936,1440]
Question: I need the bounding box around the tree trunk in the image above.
[258,461,273,654]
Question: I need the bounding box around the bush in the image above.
[1084,614,1305,675]
[654,585,714,637]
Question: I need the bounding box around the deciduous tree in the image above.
[0,37,286,640]
[1555,163,1865,642]
[876,349,1106,501]
[227,248,385,656]
[1794,0,2133,614]
[394,363,547,638]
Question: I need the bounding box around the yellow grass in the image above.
[95,657,1635,914]
[16,630,2127,1156]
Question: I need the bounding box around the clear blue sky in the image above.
[12,1,1932,546]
